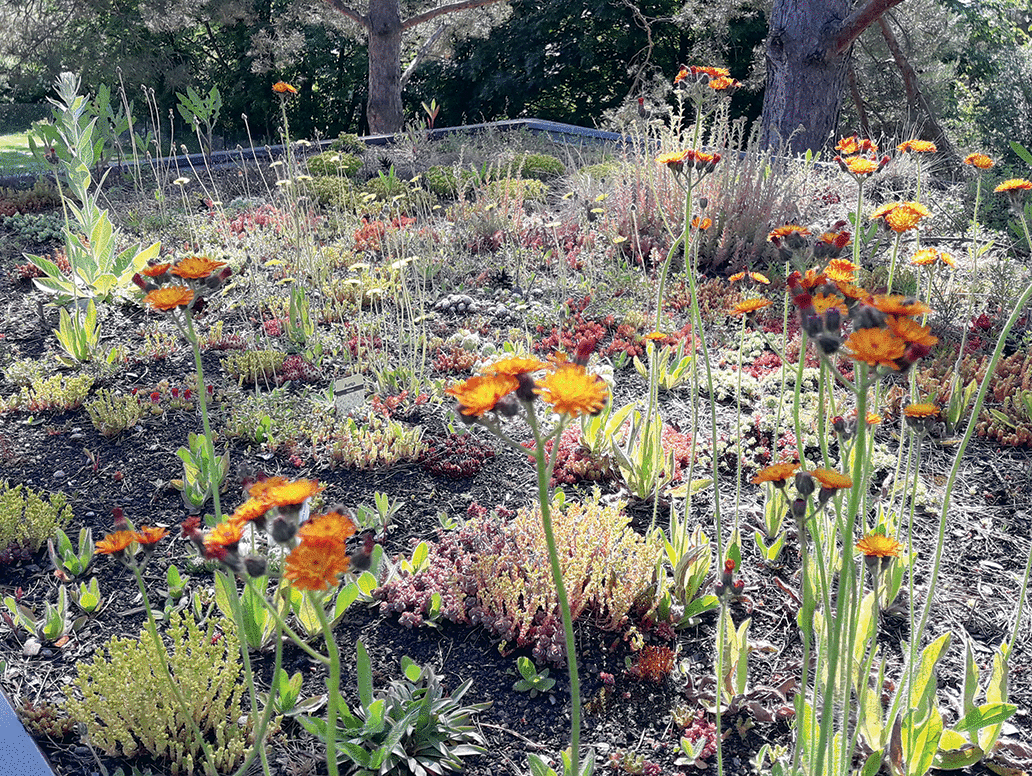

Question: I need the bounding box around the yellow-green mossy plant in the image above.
[0,481,73,560]
[66,611,259,775]
[221,349,287,386]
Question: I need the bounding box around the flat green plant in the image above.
[511,656,556,697]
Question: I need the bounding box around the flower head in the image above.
[963,153,994,170]
[446,374,519,417]
[869,294,932,316]
[272,81,298,95]
[134,526,168,546]
[536,364,608,417]
[903,403,939,419]
[263,478,323,508]
[838,156,880,176]
[995,178,1032,195]
[298,510,357,545]
[232,496,275,525]
[752,462,799,487]
[690,65,730,79]
[811,292,848,317]
[836,136,878,155]
[844,328,907,369]
[824,258,858,283]
[482,356,548,377]
[96,531,136,556]
[171,255,226,280]
[767,224,811,243]
[144,286,194,311]
[810,468,853,490]
[284,536,351,591]
[142,263,171,278]
[656,149,691,172]
[203,518,246,559]
[886,316,938,347]
[708,75,741,91]
[870,201,931,233]
[856,533,903,558]
[730,298,772,316]
[897,140,937,153]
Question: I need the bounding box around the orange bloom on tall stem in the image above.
[752,463,799,486]
[144,286,194,311]
[869,294,932,316]
[844,328,907,369]
[134,526,168,546]
[96,531,136,555]
[836,136,878,155]
[767,224,810,242]
[824,258,858,283]
[731,298,772,316]
[995,179,1032,193]
[272,81,298,95]
[536,364,608,417]
[284,537,351,591]
[482,357,548,377]
[897,139,937,153]
[171,255,226,280]
[963,153,994,170]
[856,533,903,558]
[839,156,880,176]
[446,374,519,417]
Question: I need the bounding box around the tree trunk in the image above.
[760,0,907,155]
[366,0,403,134]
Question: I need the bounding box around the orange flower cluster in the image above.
[134,254,231,314]
[910,247,955,269]
[963,153,994,170]
[285,510,356,591]
[96,525,169,563]
[870,201,932,233]
[656,148,721,175]
[272,81,298,95]
[897,139,937,154]
[446,350,608,420]
[753,463,853,511]
[834,136,889,179]
[674,65,738,91]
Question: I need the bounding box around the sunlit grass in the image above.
[0,131,38,175]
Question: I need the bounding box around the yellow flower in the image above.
[844,328,907,369]
[751,463,799,486]
[995,178,1032,193]
[536,364,608,417]
[446,374,519,417]
[886,316,938,347]
[869,294,932,316]
[903,403,939,418]
[729,272,746,283]
[171,255,226,280]
[144,286,194,311]
[272,81,298,94]
[824,258,858,283]
[810,468,853,490]
[910,248,939,266]
[856,533,903,558]
[482,357,548,377]
[963,153,994,170]
[897,140,937,153]
[642,331,667,341]
[284,536,351,591]
[96,531,136,555]
[730,298,772,316]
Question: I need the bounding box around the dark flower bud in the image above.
[802,313,823,338]
[791,497,808,520]
[824,307,841,333]
[832,416,847,434]
[191,296,206,315]
[269,514,298,544]
[243,555,268,577]
[786,231,809,251]
[852,304,885,329]
[817,333,841,354]
[494,395,520,417]
[698,197,709,210]
[132,273,149,290]
[795,472,815,497]
[515,372,538,402]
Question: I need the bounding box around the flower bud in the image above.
[243,555,268,577]
[795,472,815,497]
[269,513,298,544]
[791,497,808,520]
[824,307,841,333]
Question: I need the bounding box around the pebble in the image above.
[52,470,65,479]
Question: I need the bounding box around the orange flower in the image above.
[836,136,878,155]
[798,268,827,291]
[96,531,136,555]
[142,263,171,278]
[824,258,858,283]
[482,357,548,377]
[886,316,938,347]
[708,76,740,91]
[767,224,810,242]
[446,374,519,417]
[247,476,290,499]
[844,328,907,369]
[963,153,994,170]
[870,201,931,233]
[840,156,880,176]
[910,248,938,266]
[144,286,194,311]
[203,518,246,557]
[537,364,608,417]
[729,271,746,283]
[731,298,772,316]
[995,179,1032,193]
[134,526,168,546]
[171,255,226,280]
[897,140,937,153]
[869,294,932,316]
[673,66,689,85]
[692,216,712,230]
[642,331,667,341]
[749,272,770,284]
[818,231,851,250]
[690,65,730,79]
[284,536,351,591]
[298,510,357,545]
[263,479,323,508]
[656,149,691,171]
[811,292,847,317]
[272,81,298,94]
[752,463,799,486]
[810,468,853,490]
[232,496,275,524]
[856,533,903,558]
[835,281,869,301]
[903,403,939,418]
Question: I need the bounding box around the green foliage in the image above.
[53,298,101,365]
[331,132,368,154]
[220,349,286,386]
[511,656,556,697]
[4,585,81,642]
[66,610,255,775]
[0,481,73,559]
[0,367,94,413]
[222,387,302,448]
[479,177,549,204]
[175,86,222,155]
[48,526,95,579]
[301,640,490,776]
[510,153,565,180]
[305,410,426,470]
[86,389,144,437]
[424,165,462,198]
[306,175,361,211]
[1,212,64,242]
[174,432,230,512]
[306,150,363,178]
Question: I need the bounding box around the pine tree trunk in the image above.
[760,0,853,155]
[367,0,404,134]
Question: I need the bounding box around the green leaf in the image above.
[356,640,373,708]
[1010,141,1032,168]
[953,702,1016,735]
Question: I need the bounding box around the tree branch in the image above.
[833,0,906,54]
[400,23,450,89]
[322,0,369,30]
[402,0,506,32]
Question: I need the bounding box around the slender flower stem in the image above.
[179,308,223,522]
[313,595,341,776]
[133,566,220,776]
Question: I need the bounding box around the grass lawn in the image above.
[0,131,41,175]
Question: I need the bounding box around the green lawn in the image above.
[0,131,41,175]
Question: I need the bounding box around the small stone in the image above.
[52,470,66,479]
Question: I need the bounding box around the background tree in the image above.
[759,0,907,154]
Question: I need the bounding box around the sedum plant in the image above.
[1,373,94,413]
[86,388,144,437]
[0,481,73,562]
[66,610,256,775]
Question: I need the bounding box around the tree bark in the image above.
[365,0,404,134]
[760,0,906,155]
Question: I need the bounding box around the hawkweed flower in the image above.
[903,402,939,434]
[856,532,903,586]
[283,510,357,592]
[844,328,907,370]
[95,531,137,561]
[482,356,549,377]
[824,258,858,283]
[536,364,608,417]
[714,558,741,600]
[752,462,799,488]
[730,297,772,317]
[886,316,938,348]
[868,294,932,317]
[995,178,1032,211]
[963,153,994,170]
[870,201,932,233]
[911,247,956,269]
[134,526,168,556]
[446,374,519,418]
[836,155,888,180]
[897,139,937,154]
[657,149,692,174]
[272,81,298,95]
[143,286,194,311]
[811,467,853,505]
[815,228,851,259]
[203,517,247,571]
[170,255,226,280]
[836,136,878,155]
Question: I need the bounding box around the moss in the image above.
[305,175,361,210]
[510,152,565,181]
[305,150,362,178]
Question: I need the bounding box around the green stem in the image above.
[313,593,341,776]
[181,308,223,522]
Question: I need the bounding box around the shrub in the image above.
[306,150,363,178]
[66,611,257,775]
[510,152,566,181]
[329,131,367,155]
[424,165,461,198]
[0,481,73,564]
